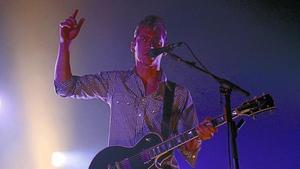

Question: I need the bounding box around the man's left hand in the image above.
[196,117,217,141]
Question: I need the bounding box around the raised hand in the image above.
[59,9,85,43]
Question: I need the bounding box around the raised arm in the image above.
[54,9,85,82]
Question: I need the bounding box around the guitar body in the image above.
[89,133,163,169]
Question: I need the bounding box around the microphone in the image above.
[148,42,183,58]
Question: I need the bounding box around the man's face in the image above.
[132,26,166,67]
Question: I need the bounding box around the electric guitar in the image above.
[89,94,275,169]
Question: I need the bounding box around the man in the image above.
[54,10,216,168]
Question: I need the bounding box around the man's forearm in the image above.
[54,41,72,82]
[179,139,201,167]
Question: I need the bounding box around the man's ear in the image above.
[130,40,136,53]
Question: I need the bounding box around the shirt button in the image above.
[138,113,142,117]
[116,100,120,104]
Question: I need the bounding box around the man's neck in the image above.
[135,62,161,84]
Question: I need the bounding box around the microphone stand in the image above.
[167,52,250,169]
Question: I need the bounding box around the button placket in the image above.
[134,96,147,142]
[139,97,147,118]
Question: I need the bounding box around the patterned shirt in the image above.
[54,68,200,168]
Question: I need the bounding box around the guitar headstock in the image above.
[234,94,275,117]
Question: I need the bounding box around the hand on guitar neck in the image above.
[184,117,217,151]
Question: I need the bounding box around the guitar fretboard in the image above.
[134,94,274,164]
[147,128,198,159]
[146,111,239,159]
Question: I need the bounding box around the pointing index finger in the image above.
[72,9,79,18]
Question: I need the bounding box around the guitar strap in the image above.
[161,81,176,140]
[143,81,176,169]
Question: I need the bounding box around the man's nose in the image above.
[150,41,159,49]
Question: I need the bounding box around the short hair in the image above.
[134,15,167,40]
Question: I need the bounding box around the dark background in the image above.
[0,0,299,169]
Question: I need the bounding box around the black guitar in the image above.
[89,94,275,169]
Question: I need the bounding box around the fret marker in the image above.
[151,149,156,156]
[156,147,160,153]
[177,137,181,143]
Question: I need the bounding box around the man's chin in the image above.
[138,60,158,68]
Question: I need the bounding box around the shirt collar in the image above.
[125,67,168,84]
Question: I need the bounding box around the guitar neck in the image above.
[141,94,275,161]
[146,112,238,159]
